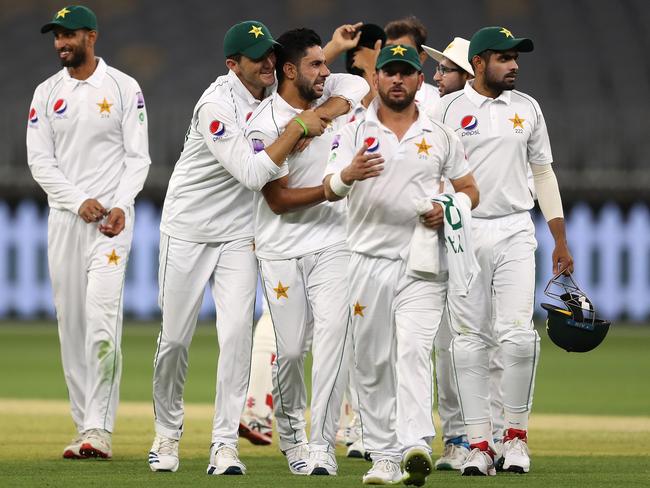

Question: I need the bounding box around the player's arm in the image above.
[102,81,152,237]
[261,176,326,215]
[198,103,320,192]
[527,100,573,275]
[321,73,370,116]
[531,162,573,274]
[323,22,363,64]
[26,89,92,215]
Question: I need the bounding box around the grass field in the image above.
[1,322,649,486]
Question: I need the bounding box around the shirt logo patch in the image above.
[331,134,341,150]
[136,92,145,109]
[53,99,67,115]
[28,107,38,124]
[246,111,253,122]
[364,137,380,152]
[460,115,478,131]
[209,120,226,138]
[252,138,265,153]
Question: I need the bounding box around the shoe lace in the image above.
[508,437,529,456]
[375,459,399,473]
[158,437,177,456]
[216,445,238,461]
[441,443,456,457]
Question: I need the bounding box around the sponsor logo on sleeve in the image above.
[252,138,265,153]
[136,92,145,109]
[28,107,38,126]
[209,120,226,140]
[460,115,480,136]
[331,134,341,150]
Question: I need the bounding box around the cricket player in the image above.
[434,26,574,476]
[325,45,479,486]
[385,17,440,113]
[26,5,150,459]
[148,21,328,475]
[245,27,368,476]
[423,36,505,470]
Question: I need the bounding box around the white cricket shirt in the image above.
[160,70,283,243]
[326,98,470,260]
[27,58,150,213]
[245,73,369,260]
[433,81,552,219]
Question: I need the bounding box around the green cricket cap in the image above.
[41,6,97,34]
[223,21,278,59]
[468,26,533,62]
[376,44,422,71]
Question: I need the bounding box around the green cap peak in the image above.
[41,5,97,34]
[223,21,278,59]
[376,44,422,71]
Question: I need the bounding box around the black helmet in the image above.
[541,272,611,353]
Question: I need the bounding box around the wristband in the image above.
[329,171,353,197]
[293,116,309,136]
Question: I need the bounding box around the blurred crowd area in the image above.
[2,0,650,205]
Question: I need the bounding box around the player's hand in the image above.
[340,144,384,183]
[552,240,574,275]
[292,137,314,153]
[352,39,382,74]
[420,202,444,230]
[330,22,363,51]
[297,109,328,137]
[99,208,126,238]
[78,198,107,223]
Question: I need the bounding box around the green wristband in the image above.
[293,116,309,136]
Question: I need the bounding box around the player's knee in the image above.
[499,329,540,358]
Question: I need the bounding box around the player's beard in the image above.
[296,72,323,102]
[485,65,517,92]
[59,43,88,69]
[378,84,417,112]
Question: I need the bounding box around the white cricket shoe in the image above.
[148,434,179,472]
[62,433,87,459]
[460,447,496,476]
[402,447,433,486]
[347,438,367,459]
[79,429,112,459]
[206,443,246,475]
[362,458,402,485]
[502,437,530,473]
[435,441,470,470]
[308,450,338,475]
[284,443,310,475]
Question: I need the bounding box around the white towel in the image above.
[406,198,447,278]
[432,193,480,296]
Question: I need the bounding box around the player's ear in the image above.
[86,29,97,48]
[417,71,424,90]
[283,62,297,81]
[226,58,238,73]
[372,70,379,92]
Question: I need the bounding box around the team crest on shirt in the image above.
[209,120,226,140]
[28,107,38,126]
[53,98,68,119]
[364,137,379,152]
[460,115,480,136]
[252,138,265,153]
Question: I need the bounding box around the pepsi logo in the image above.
[209,120,226,137]
[53,99,67,115]
[364,137,379,152]
[460,115,478,131]
[29,108,38,123]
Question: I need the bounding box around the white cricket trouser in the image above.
[259,243,351,453]
[48,207,133,433]
[436,305,505,442]
[349,253,446,461]
[153,233,257,445]
[448,212,540,430]
[245,311,276,420]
